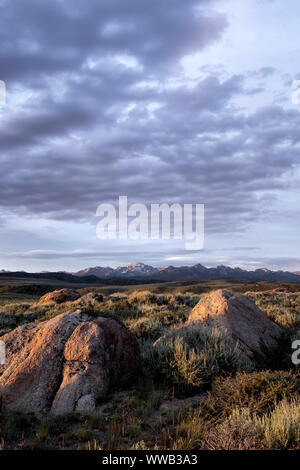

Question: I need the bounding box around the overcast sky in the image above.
[0,0,299,272]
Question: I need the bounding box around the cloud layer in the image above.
[0,0,299,270]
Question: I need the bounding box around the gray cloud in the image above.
[0,0,226,83]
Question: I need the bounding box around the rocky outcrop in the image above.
[77,292,104,304]
[0,311,139,415]
[38,289,80,305]
[187,289,284,360]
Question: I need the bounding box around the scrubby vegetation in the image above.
[140,323,253,393]
[0,282,299,450]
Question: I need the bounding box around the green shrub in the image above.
[260,398,300,449]
[169,409,208,450]
[139,337,174,383]
[134,386,166,419]
[73,428,93,442]
[205,397,300,450]
[129,317,166,340]
[128,291,156,305]
[36,427,50,443]
[202,407,258,450]
[140,324,253,392]
[205,370,296,419]
[137,303,187,327]
[247,292,300,331]
[4,411,30,438]
[41,412,81,436]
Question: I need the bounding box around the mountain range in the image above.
[74,262,300,282]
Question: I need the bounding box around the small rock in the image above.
[38,289,80,305]
[78,292,104,304]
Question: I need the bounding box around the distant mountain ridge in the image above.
[1,262,299,284]
[74,262,300,282]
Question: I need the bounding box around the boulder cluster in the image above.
[0,310,139,415]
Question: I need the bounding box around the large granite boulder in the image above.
[187,289,284,360]
[0,311,140,415]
